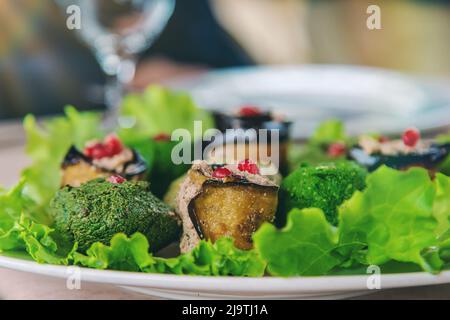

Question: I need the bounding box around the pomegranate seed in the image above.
[402,128,420,147]
[92,147,110,159]
[212,167,232,179]
[238,105,262,117]
[104,134,123,156]
[153,133,171,142]
[84,143,99,158]
[84,143,109,159]
[84,135,124,159]
[237,159,260,174]
[108,175,126,184]
[327,143,346,157]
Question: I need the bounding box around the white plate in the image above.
[2,65,450,300]
[1,254,450,299]
[171,65,450,139]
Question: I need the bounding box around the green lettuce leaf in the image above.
[22,106,103,222]
[436,132,450,175]
[75,233,266,277]
[158,237,266,276]
[289,120,350,168]
[74,233,155,271]
[338,166,438,272]
[118,86,214,143]
[433,173,450,237]
[311,119,347,145]
[254,208,342,276]
[117,86,208,196]
[0,215,76,264]
[126,138,190,198]
[0,179,27,231]
[256,167,446,276]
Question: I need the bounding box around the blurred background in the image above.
[0,0,449,119]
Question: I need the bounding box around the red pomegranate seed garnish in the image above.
[402,128,420,147]
[104,134,124,156]
[238,105,262,117]
[92,147,110,159]
[84,143,109,159]
[237,159,260,174]
[212,167,232,179]
[327,143,347,157]
[108,175,126,184]
[153,133,171,142]
[84,135,124,159]
[84,143,100,158]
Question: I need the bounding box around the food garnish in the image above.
[237,159,260,174]
[153,133,171,142]
[238,105,263,117]
[211,166,232,178]
[84,134,124,159]
[327,142,347,157]
[402,127,421,147]
[107,175,126,184]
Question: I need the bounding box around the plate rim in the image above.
[1,254,449,294]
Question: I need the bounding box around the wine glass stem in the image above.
[103,57,136,128]
[105,76,123,111]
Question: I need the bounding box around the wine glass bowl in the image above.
[56,0,175,108]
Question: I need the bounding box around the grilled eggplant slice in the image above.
[348,135,450,172]
[61,145,147,187]
[176,160,279,252]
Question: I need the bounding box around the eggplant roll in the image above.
[176,160,279,253]
[349,135,450,172]
[61,142,147,187]
[212,106,291,175]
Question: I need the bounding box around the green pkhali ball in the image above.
[50,179,181,252]
[281,161,367,225]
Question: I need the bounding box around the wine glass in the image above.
[56,0,175,112]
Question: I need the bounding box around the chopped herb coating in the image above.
[50,179,181,252]
[281,161,367,225]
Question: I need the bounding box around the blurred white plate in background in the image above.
[171,65,450,139]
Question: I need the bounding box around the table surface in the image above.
[1,122,450,300]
